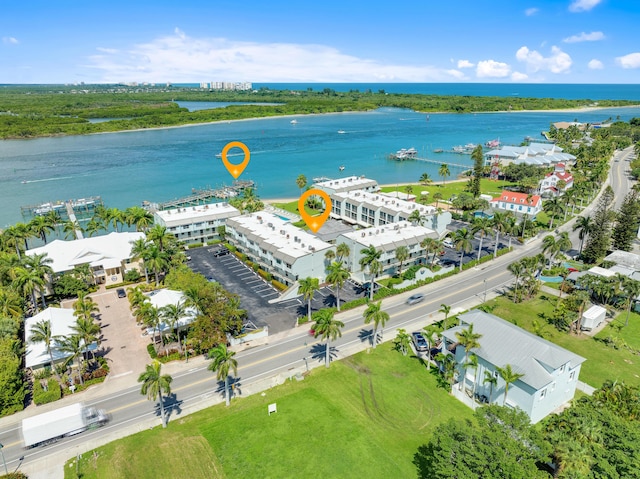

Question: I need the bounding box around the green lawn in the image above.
[487,294,640,388]
[66,343,472,479]
[595,310,640,350]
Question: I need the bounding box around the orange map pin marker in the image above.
[298,189,332,233]
[220,141,250,179]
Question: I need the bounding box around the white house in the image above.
[485,143,576,168]
[539,164,574,196]
[490,191,542,217]
[26,232,145,290]
[144,289,198,335]
[225,211,334,286]
[335,221,438,281]
[328,189,451,236]
[441,310,585,423]
[153,202,240,245]
[25,307,98,370]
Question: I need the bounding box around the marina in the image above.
[20,196,103,221]
[143,180,255,212]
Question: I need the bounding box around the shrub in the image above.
[258,269,272,281]
[33,378,62,405]
[187,242,203,249]
[147,343,158,359]
[272,279,288,291]
[224,242,237,252]
[2,472,28,479]
[207,239,222,245]
[124,269,141,282]
[403,264,421,280]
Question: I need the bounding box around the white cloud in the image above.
[563,31,605,43]
[476,60,511,78]
[516,45,572,73]
[457,59,474,69]
[616,53,640,69]
[2,36,18,45]
[446,69,466,79]
[96,47,118,54]
[568,0,601,12]
[525,8,539,16]
[511,71,529,81]
[86,29,454,83]
[588,59,604,69]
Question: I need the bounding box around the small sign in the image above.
[268,403,277,416]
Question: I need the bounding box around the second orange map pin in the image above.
[220,141,250,179]
[298,189,332,233]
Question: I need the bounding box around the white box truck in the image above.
[21,402,109,448]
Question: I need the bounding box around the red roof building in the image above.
[490,191,543,216]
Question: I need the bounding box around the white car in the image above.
[443,238,454,248]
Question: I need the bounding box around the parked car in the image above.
[411,331,429,352]
[212,248,229,257]
[406,293,425,305]
[443,238,454,248]
[116,288,126,298]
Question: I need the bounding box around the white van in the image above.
[443,238,454,248]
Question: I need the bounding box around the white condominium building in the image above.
[153,202,241,245]
[328,189,451,236]
[335,221,438,281]
[225,212,334,286]
[313,176,379,195]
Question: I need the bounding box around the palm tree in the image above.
[326,261,349,312]
[160,301,187,352]
[496,364,524,406]
[471,217,492,262]
[140,302,161,345]
[295,174,307,194]
[490,211,511,258]
[360,245,382,300]
[71,316,101,366]
[453,228,473,271]
[438,163,450,186]
[439,303,451,330]
[483,370,497,402]
[146,244,168,286]
[419,172,433,187]
[422,324,439,370]
[56,334,86,385]
[542,235,558,268]
[124,206,154,232]
[507,260,525,302]
[106,207,126,232]
[13,266,45,312]
[622,278,640,327]
[0,288,22,319]
[138,360,173,428]
[208,344,238,406]
[298,277,319,323]
[465,354,479,400]
[408,209,423,226]
[335,242,350,263]
[455,324,482,391]
[84,219,104,237]
[324,249,336,264]
[543,196,565,229]
[147,225,172,252]
[393,328,412,356]
[362,300,389,348]
[395,245,409,275]
[130,238,151,283]
[29,319,61,380]
[312,309,344,368]
[22,252,53,309]
[72,293,100,322]
[573,215,592,255]
[433,192,443,209]
[62,220,83,240]
[29,215,55,245]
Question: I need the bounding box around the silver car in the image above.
[406,293,425,305]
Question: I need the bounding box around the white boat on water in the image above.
[339,166,345,171]
[337,130,345,134]
[389,147,418,160]
[290,120,298,124]
[452,143,478,154]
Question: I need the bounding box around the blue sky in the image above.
[1,0,639,84]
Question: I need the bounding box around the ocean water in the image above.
[1,102,640,228]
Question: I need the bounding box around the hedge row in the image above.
[33,378,62,405]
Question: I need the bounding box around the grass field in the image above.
[66,344,472,479]
[487,294,640,388]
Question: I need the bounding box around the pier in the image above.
[388,156,470,170]
[64,203,84,240]
[20,196,103,221]
[145,180,255,212]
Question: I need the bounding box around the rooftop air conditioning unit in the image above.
[294,236,298,242]
[301,244,305,248]
[267,222,273,227]
[308,245,313,251]
[361,233,365,237]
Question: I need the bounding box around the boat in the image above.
[485,139,501,149]
[433,148,444,153]
[388,147,418,160]
[313,176,331,183]
[337,130,345,134]
[339,166,345,171]
[452,143,478,154]
[290,119,298,124]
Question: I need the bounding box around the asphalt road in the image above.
[1,146,635,475]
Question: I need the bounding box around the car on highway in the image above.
[406,293,425,305]
[411,331,429,352]
[116,288,126,298]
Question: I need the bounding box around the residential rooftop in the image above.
[339,221,436,251]
[226,211,333,260]
[154,202,240,227]
[333,189,436,216]
[313,175,379,193]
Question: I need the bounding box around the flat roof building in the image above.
[335,221,438,281]
[329,189,451,236]
[154,202,241,245]
[313,176,379,195]
[225,212,334,286]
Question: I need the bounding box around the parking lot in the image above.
[187,246,368,334]
[442,221,515,268]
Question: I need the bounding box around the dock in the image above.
[387,155,470,169]
[21,196,103,221]
[64,203,84,240]
[145,180,255,212]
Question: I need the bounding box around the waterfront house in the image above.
[153,202,240,245]
[441,310,585,423]
[26,232,145,291]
